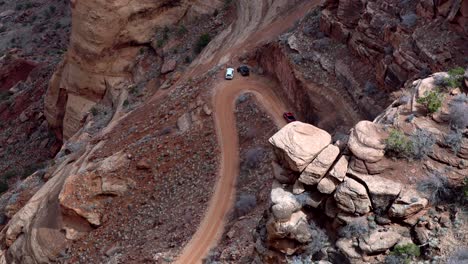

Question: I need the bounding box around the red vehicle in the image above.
[283,112,296,123]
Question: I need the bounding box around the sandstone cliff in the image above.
[45,0,222,140]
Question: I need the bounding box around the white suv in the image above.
[225,68,234,80]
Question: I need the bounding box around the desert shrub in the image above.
[177,25,188,35]
[22,162,46,179]
[445,67,465,88]
[286,255,312,264]
[385,255,406,264]
[447,248,468,264]
[338,220,369,239]
[195,34,211,54]
[304,221,329,256]
[156,39,165,48]
[2,170,17,180]
[386,243,421,264]
[244,147,265,169]
[385,129,412,158]
[90,106,99,116]
[445,129,463,154]
[49,5,57,14]
[409,129,435,159]
[448,94,468,129]
[364,81,377,96]
[223,0,233,9]
[0,91,10,101]
[184,56,192,63]
[417,171,454,205]
[416,89,444,114]
[233,193,256,217]
[0,181,8,194]
[392,243,421,258]
[401,12,418,27]
[464,177,468,199]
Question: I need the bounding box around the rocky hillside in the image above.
[255,71,468,263]
[0,0,466,263]
[0,0,71,220]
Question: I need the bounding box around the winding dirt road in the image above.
[176,1,322,263]
[176,76,287,264]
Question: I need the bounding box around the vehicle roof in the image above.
[227,68,234,71]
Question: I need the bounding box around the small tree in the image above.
[446,67,465,88]
[416,90,444,114]
[195,34,211,54]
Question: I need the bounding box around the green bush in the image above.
[177,25,188,35]
[392,243,421,257]
[385,129,413,158]
[194,34,211,54]
[445,67,465,88]
[387,243,421,264]
[416,89,444,113]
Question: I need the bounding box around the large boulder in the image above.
[270,181,301,221]
[389,188,428,218]
[269,122,331,172]
[271,161,297,184]
[348,121,386,163]
[334,177,372,215]
[336,238,361,260]
[299,144,340,185]
[317,155,348,194]
[348,170,401,210]
[266,211,312,255]
[359,230,401,254]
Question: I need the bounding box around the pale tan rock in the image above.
[348,121,386,163]
[336,238,361,260]
[292,180,305,194]
[299,144,340,185]
[348,169,401,210]
[270,181,301,221]
[389,188,428,218]
[269,122,331,172]
[359,230,401,254]
[45,0,222,139]
[267,210,312,244]
[334,177,371,215]
[161,58,177,74]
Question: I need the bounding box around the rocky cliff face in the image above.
[45,0,222,140]
[320,0,468,90]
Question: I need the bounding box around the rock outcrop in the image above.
[321,0,468,91]
[259,72,467,262]
[269,121,331,172]
[334,177,372,215]
[348,121,386,163]
[45,0,222,140]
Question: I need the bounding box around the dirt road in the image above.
[175,76,287,264]
[176,1,321,263]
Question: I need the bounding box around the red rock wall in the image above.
[320,0,468,91]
